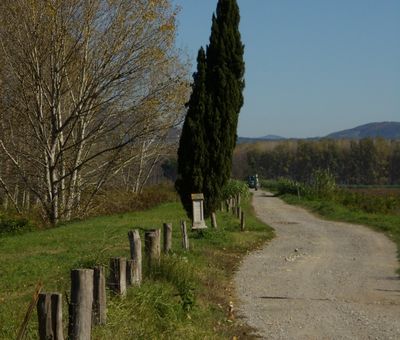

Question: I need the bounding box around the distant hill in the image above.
[236,122,400,144]
[237,134,286,144]
[325,122,400,139]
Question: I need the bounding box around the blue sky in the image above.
[172,0,400,138]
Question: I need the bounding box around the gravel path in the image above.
[235,190,400,339]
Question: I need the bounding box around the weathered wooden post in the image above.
[109,257,127,296]
[128,230,142,285]
[126,259,135,286]
[236,193,241,207]
[69,269,94,340]
[220,201,225,212]
[181,220,189,250]
[92,266,106,325]
[211,212,217,228]
[191,193,207,230]
[225,199,230,212]
[144,229,161,269]
[163,223,172,254]
[240,211,245,231]
[236,206,241,219]
[37,293,63,340]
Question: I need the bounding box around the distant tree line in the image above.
[233,138,400,185]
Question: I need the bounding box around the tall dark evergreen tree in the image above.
[176,0,244,217]
[203,0,245,214]
[175,48,208,216]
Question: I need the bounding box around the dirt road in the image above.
[235,190,400,339]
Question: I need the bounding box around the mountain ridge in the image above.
[326,121,400,139]
[238,121,400,143]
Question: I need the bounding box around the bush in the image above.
[221,179,250,201]
[309,169,337,199]
[0,214,34,236]
[274,178,309,197]
[263,170,336,199]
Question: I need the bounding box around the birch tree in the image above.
[0,0,189,224]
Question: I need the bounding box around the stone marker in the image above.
[191,193,207,230]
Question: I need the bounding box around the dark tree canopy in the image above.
[176,0,245,217]
[203,0,245,214]
[175,48,208,215]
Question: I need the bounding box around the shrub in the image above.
[309,169,337,199]
[274,178,309,197]
[0,214,34,236]
[221,179,250,201]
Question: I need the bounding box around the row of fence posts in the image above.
[36,221,190,340]
[35,195,244,339]
[221,193,245,231]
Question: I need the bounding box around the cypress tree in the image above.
[203,0,245,214]
[176,0,244,218]
[175,48,208,216]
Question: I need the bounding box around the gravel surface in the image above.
[235,190,400,339]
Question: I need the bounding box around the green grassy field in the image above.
[0,197,274,339]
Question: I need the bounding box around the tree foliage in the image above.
[176,48,207,215]
[0,0,189,224]
[176,0,244,217]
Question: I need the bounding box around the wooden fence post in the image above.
[128,230,142,285]
[144,229,161,269]
[231,205,236,216]
[37,293,63,340]
[240,211,245,231]
[163,223,172,254]
[237,193,241,207]
[236,206,241,219]
[109,257,127,296]
[126,260,135,286]
[211,212,217,228]
[68,269,94,340]
[181,220,189,250]
[92,266,106,325]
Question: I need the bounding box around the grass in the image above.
[279,194,400,273]
[0,196,274,339]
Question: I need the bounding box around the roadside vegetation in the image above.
[262,173,400,272]
[0,181,274,339]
